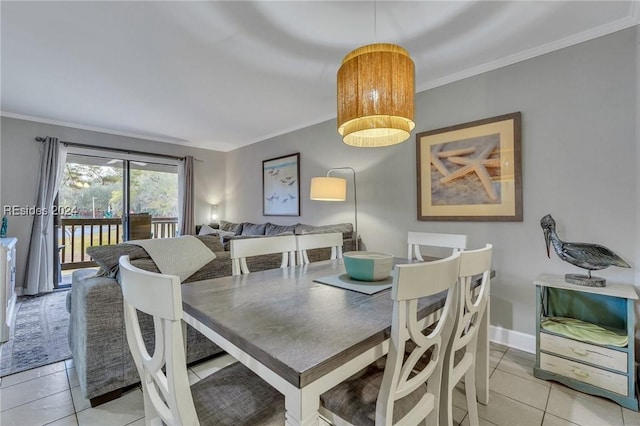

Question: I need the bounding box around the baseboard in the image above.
[490,325,536,354]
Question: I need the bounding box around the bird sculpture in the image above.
[540,214,630,287]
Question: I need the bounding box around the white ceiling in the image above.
[1,1,638,152]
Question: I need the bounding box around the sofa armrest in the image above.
[70,270,126,400]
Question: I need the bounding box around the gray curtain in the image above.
[178,155,195,236]
[24,137,68,295]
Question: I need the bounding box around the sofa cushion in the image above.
[222,234,263,251]
[216,229,237,243]
[219,220,242,234]
[129,251,233,283]
[129,258,160,274]
[265,223,297,236]
[295,223,353,240]
[87,235,223,277]
[197,227,234,245]
[241,222,267,236]
[184,251,232,282]
[86,244,150,276]
[196,235,225,253]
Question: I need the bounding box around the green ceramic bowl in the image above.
[343,251,394,281]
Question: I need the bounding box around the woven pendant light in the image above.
[337,43,415,147]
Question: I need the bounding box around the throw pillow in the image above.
[265,223,297,236]
[241,222,267,236]
[219,220,243,235]
[198,224,217,236]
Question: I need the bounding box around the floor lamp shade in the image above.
[337,43,415,147]
[310,177,347,201]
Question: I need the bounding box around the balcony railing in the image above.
[59,217,178,270]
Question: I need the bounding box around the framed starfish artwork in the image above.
[263,153,301,216]
[416,112,522,221]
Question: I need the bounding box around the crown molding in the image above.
[0,111,190,146]
[417,14,640,93]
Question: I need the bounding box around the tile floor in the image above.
[1,343,639,426]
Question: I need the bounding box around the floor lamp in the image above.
[310,167,358,251]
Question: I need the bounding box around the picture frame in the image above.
[263,153,301,216]
[416,112,522,221]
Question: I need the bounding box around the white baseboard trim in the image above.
[490,325,536,354]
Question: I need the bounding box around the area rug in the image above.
[0,289,72,377]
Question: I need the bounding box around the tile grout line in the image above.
[64,363,82,425]
[0,362,67,391]
[0,388,72,417]
[488,351,550,421]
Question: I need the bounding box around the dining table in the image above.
[181,258,491,426]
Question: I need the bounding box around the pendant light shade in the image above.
[337,43,415,147]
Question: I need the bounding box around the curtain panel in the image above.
[24,137,68,295]
[178,155,195,236]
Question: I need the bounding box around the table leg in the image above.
[284,387,321,426]
[476,298,490,405]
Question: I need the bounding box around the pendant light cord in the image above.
[373,1,377,40]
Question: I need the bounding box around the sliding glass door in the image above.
[55,152,178,286]
[128,161,179,239]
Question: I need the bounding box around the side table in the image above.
[533,273,638,411]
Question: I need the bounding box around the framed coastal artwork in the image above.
[262,153,301,216]
[416,112,522,221]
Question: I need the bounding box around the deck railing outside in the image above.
[59,217,178,270]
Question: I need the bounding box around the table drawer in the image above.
[540,332,627,373]
[540,353,628,396]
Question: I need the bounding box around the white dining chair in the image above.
[440,244,492,426]
[295,232,343,265]
[230,234,297,275]
[118,255,285,426]
[407,232,467,261]
[319,252,461,426]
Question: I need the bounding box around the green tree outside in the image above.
[59,162,178,218]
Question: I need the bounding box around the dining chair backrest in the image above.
[295,232,343,265]
[230,234,297,275]
[440,244,493,426]
[407,232,467,261]
[119,255,198,425]
[375,252,461,425]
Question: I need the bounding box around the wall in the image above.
[0,117,226,292]
[225,27,638,343]
[636,24,640,351]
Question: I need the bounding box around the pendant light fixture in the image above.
[337,42,415,147]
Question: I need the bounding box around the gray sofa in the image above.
[67,222,355,406]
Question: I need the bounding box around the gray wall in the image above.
[225,27,638,337]
[0,117,226,291]
[0,27,636,340]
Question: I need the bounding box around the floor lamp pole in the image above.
[326,167,358,251]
